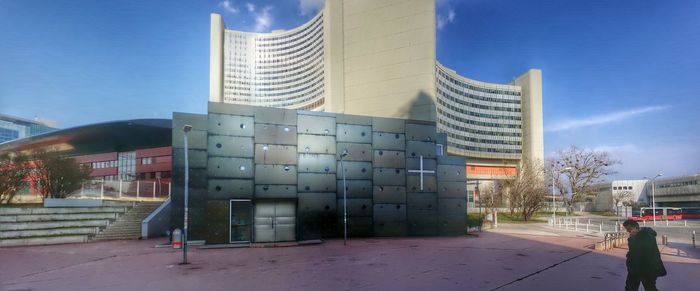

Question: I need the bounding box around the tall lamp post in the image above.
[182,124,192,265]
[340,149,349,246]
[552,167,572,223]
[644,173,662,226]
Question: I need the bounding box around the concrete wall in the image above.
[209,14,224,103]
[512,69,544,165]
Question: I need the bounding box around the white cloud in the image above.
[545,105,670,132]
[299,0,325,16]
[246,2,255,12]
[254,6,273,32]
[219,0,239,14]
[437,8,456,30]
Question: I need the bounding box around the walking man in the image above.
[622,219,667,291]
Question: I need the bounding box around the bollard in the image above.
[685,220,687,227]
[172,228,182,249]
[586,223,589,233]
[693,230,696,248]
[588,219,591,225]
[662,235,668,245]
[643,220,646,226]
[600,224,603,233]
[666,220,669,226]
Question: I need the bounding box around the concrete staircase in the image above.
[93,202,161,241]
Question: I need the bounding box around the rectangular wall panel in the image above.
[407,193,438,211]
[373,185,406,204]
[437,165,466,182]
[373,168,406,186]
[340,217,373,237]
[298,173,336,192]
[336,198,373,217]
[172,149,207,168]
[254,124,297,145]
[373,204,407,237]
[405,123,436,142]
[437,155,466,166]
[173,130,207,149]
[207,157,254,179]
[336,143,372,161]
[254,144,297,165]
[208,114,255,137]
[254,107,297,125]
[254,185,297,199]
[336,114,372,125]
[298,135,337,155]
[406,157,437,173]
[337,161,373,180]
[254,165,297,184]
[336,180,372,198]
[406,175,437,193]
[438,198,467,217]
[373,150,405,168]
[438,181,467,199]
[372,117,405,133]
[298,115,336,135]
[298,193,337,213]
[372,132,405,150]
[208,136,254,158]
[298,154,337,173]
[336,124,372,143]
[407,209,438,236]
[207,179,253,199]
[406,141,437,159]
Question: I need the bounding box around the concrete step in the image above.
[0,207,128,216]
[1,227,100,239]
[0,235,89,247]
[0,213,118,223]
[0,219,110,231]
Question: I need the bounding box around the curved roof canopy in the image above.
[0,119,172,156]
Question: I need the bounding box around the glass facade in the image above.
[222,12,325,111]
[435,62,523,160]
[0,115,55,144]
[118,151,136,181]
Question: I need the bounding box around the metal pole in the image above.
[477,180,481,232]
[652,179,656,226]
[153,181,156,198]
[552,168,556,223]
[119,180,122,198]
[182,125,191,264]
[101,177,105,199]
[136,180,140,200]
[341,150,348,246]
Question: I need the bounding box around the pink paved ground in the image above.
[1,228,698,291]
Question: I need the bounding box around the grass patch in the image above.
[588,211,618,216]
[467,213,486,227]
[0,203,43,208]
[495,213,542,224]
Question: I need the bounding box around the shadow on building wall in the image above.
[394,90,436,122]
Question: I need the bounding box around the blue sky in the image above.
[0,0,698,180]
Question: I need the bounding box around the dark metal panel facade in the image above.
[372,132,406,150]
[438,181,467,199]
[336,180,373,198]
[407,193,438,211]
[337,161,373,180]
[207,179,254,199]
[298,154,337,173]
[372,117,405,133]
[373,185,406,204]
[254,124,297,145]
[208,135,254,158]
[373,168,406,186]
[254,185,297,199]
[207,157,254,179]
[336,124,372,143]
[336,143,372,161]
[254,165,297,184]
[208,114,255,137]
[373,150,405,168]
[406,175,437,193]
[297,115,336,135]
[298,173,336,192]
[298,135,337,155]
[254,144,297,165]
[437,165,466,182]
[405,123,436,142]
[406,141,437,159]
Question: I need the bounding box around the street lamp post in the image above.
[340,149,349,246]
[644,173,663,226]
[182,124,192,265]
[552,167,572,223]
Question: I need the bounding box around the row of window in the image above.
[438,119,521,137]
[255,49,324,75]
[437,88,521,112]
[255,45,324,70]
[255,13,323,43]
[255,20,323,51]
[91,160,118,169]
[253,31,324,59]
[446,133,522,154]
[658,180,698,189]
[437,97,521,121]
[437,69,522,96]
[437,108,521,129]
[613,186,633,190]
[437,79,521,104]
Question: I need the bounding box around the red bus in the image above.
[680,207,700,219]
[630,207,682,221]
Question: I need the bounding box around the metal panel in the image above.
[205,200,230,244]
[373,168,406,186]
[297,212,337,240]
[437,155,466,166]
[406,175,437,193]
[438,198,467,217]
[298,154,337,173]
[254,144,297,165]
[298,115,336,135]
[208,114,255,137]
[172,149,207,169]
[208,136,254,158]
[437,165,466,182]
[208,102,255,116]
[253,201,296,243]
[298,135,337,155]
[298,193,336,212]
[254,124,297,145]
[407,193,438,211]
[373,150,405,168]
[373,185,406,204]
[406,158,437,173]
[336,143,372,161]
[337,199,373,217]
[254,185,297,199]
[254,106,296,125]
[172,168,208,189]
[372,132,405,150]
[298,173,336,192]
[372,117,405,133]
[373,204,407,237]
[336,180,372,198]
[173,129,207,149]
[438,181,467,199]
[254,165,297,185]
[336,114,372,125]
[273,202,296,242]
[208,179,253,199]
[336,124,372,143]
[337,161,373,180]
[341,217,373,237]
[406,141,437,159]
[173,112,208,131]
[438,218,466,236]
[407,209,438,236]
[207,157,254,179]
[405,123,436,142]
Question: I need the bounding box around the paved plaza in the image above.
[1,226,698,291]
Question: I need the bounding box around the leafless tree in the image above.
[0,152,30,204]
[502,158,548,221]
[613,190,634,216]
[547,145,619,214]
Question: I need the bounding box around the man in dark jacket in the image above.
[623,219,667,291]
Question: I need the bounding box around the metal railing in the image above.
[595,232,629,251]
[75,179,171,201]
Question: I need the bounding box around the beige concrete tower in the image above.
[513,69,544,165]
[209,13,224,103]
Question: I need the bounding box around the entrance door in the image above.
[230,199,252,243]
[254,200,296,243]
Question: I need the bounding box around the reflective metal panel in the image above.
[373,168,406,186]
[208,136,254,158]
[436,165,466,182]
[372,132,405,150]
[298,135,337,155]
[373,204,406,222]
[336,180,372,198]
[173,129,207,149]
[372,117,405,133]
[336,124,372,143]
[254,107,296,125]
[341,217,373,237]
[208,102,255,116]
[298,154,337,173]
[173,112,208,131]
[208,114,255,137]
[337,161,373,180]
[438,181,467,199]
[208,179,253,199]
[337,199,373,217]
[373,150,405,168]
[298,192,336,212]
[254,124,297,145]
[254,144,297,165]
[438,198,467,216]
[405,123,436,142]
[298,173,336,192]
[205,200,230,244]
[336,143,372,161]
[207,157,254,179]
[172,149,207,168]
[437,155,466,166]
[406,141,437,159]
[373,185,406,204]
[254,185,297,199]
[406,158,437,173]
[336,114,372,125]
[407,209,438,236]
[407,193,438,211]
[407,175,437,193]
[298,115,336,135]
[254,165,297,184]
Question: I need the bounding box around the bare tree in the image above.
[480,183,498,223]
[0,152,30,204]
[502,159,548,221]
[547,145,619,214]
[612,190,634,217]
[30,150,91,199]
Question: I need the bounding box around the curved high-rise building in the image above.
[209,0,543,175]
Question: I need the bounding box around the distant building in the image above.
[0,114,55,143]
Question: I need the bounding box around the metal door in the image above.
[254,201,296,243]
[230,199,252,243]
